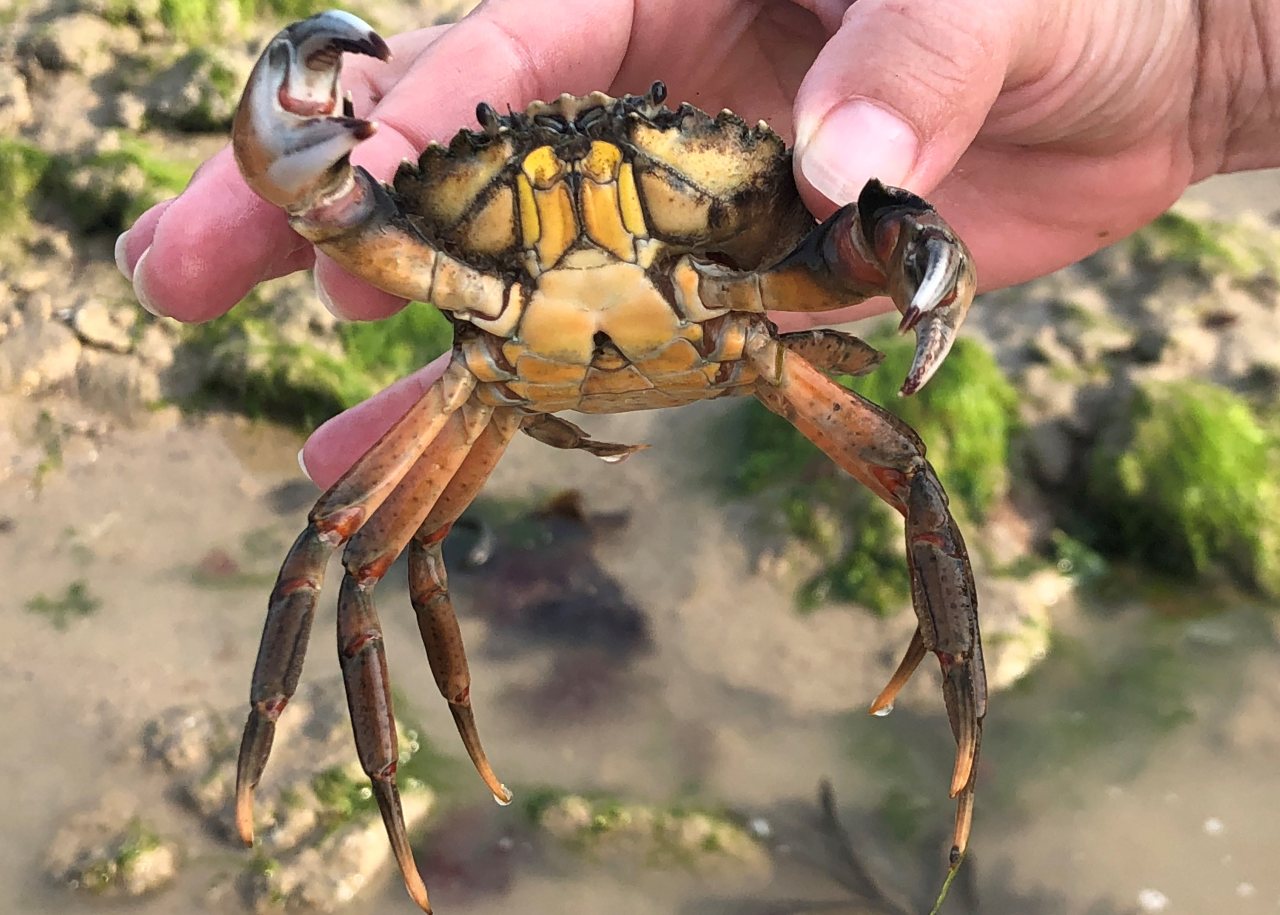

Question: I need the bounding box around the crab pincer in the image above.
[232,10,389,212]
[854,180,977,396]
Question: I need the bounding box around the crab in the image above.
[227,10,986,912]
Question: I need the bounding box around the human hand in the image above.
[114,0,1280,485]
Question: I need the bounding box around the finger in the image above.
[368,0,631,151]
[793,0,1034,210]
[124,146,316,321]
[299,353,452,489]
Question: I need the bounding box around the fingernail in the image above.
[297,446,314,483]
[114,230,133,280]
[797,100,919,204]
[132,247,166,317]
[314,270,347,319]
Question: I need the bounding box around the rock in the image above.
[977,569,1071,692]
[72,299,136,352]
[108,91,147,130]
[142,704,236,775]
[246,789,434,913]
[0,317,81,394]
[76,349,161,413]
[45,795,178,897]
[144,47,251,132]
[18,13,136,77]
[536,794,771,877]
[0,62,31,132]
[1024,420,1075,487]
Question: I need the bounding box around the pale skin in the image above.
[115,0,1280,487]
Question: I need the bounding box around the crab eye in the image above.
[647,80,667,105]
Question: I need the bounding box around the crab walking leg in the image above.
[692,179,975,395]
[747,336,986,862]
[520,412,647,462]
[334,401,493,914]
[405,410,522,803]
[234,361,475,845]
[778,329,885,378]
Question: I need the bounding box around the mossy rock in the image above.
[1084,380,1280,596]
[185,294,455,429]
[532,792,768,874]
[0,139,52,236]
[2,136,195,236]
[1127,208,1280,281]
[736,334,1019,614]
[145,47,246,132]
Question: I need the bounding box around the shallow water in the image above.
[2,402,1278,915]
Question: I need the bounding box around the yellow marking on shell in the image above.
[636,169,713,238]
[581,141,622,183]
[458,184,517,256]
[516,173,539,249]
[581,179,635,262]
[670,258,729,322]
[629,120,783,196]
[617,164,647,238]
[521,145,566,189]
[470,283,527,338]
[406,137,518,231]
[533,182,577,269]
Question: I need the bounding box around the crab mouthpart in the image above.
[233,10,389,211]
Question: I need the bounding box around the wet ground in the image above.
[3,371,1278,914]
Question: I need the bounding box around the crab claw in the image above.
[857,180,976,396]
[233,10,390,212]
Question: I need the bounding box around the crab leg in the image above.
[408,410,522,804]
[520,412,647,462]
[334,400,496,914]
[779,329,884,377]
[234,360,474,846]
[747,333,986,864]
[694,180,975,394]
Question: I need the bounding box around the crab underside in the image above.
[225,11,986,912]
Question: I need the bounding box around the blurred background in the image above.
[2,2,1278,913]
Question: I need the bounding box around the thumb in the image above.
[794,0,1029,207]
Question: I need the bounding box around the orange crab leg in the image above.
[747,334,986,864]
[334,400,497,914]
[406,410,523,809]
[234,360,475,846]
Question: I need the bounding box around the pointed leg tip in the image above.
[949,747,975,798]
[234,791,256,847]
[493,784,514,806]
[403,869,433,913]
